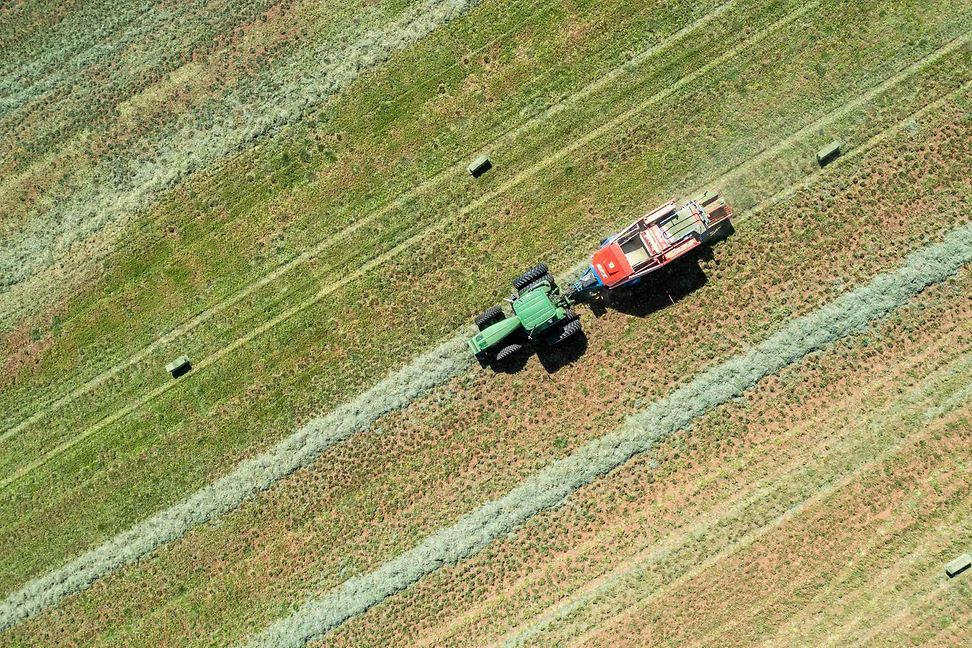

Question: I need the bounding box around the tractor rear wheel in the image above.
[545,317,582,346]
[520,273,556,294]
[495,343,523,361]
[512,263,549,291]
[474,305,504,330]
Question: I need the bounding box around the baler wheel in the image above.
[708,220,735,243]
[475,305,504,330]
[495,343,523,361]
[512,263,549,290]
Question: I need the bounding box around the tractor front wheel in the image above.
[475,305,504,330]
[512,263,549,291]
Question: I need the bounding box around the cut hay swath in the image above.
[0,337,474,631]
[242,221,972,648]
[0,0,484,328]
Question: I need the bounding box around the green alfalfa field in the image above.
[1,0,971,645]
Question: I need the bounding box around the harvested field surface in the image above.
[1,0,971,645]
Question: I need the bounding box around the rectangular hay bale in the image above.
[945,553,971,578]
[165,355,192,377]
[816,139,844,166]
[467,155,492,178]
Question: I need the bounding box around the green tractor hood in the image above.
[468,315,523,354]
[512,286,561,333]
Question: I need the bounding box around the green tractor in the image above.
[468,263,582,363]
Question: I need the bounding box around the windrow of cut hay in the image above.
[3,27,969,621]
[0,0,483,330]
[0,336,472,631]
[244,221,972,647]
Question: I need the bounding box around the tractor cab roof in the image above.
[513,284,559,333]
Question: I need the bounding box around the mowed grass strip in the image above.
[7,88,970,647]
[0,0,968,598]
[323,273,972,647]
[0,0,490,332]
[4,0,967,481]
[242,207,972,644]
[0,0,723,431]
[570,406,972,648]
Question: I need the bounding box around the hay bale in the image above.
[165,355,192,378]
[945,553,971,578]
[467,155,492,178]
[816,139,844,166]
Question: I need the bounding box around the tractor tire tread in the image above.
[546,317,582,346]
[475,305,504,329]
[520,273,556,294]
[512,263,549,290]
[495,343,523,361]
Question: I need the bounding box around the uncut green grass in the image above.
[5,0,969,463]
[1,0,969,596]
[0,0,693,426]
[6,92,971,647]
[0,0,700,428]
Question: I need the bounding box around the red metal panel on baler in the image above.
[591,242,633,287]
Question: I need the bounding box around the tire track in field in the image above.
[562,402,972,648]
[239,219,972,648]
[4,21,963,492]
[499,358,972,648]
[0,60,961,630]
[0,0,825,473]
[426,333,970,648]
[0,0,736,442]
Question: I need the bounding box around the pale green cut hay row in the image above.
[0,335,473,631]
[244,220,972,647]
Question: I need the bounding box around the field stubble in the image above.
[6,86,971,645]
